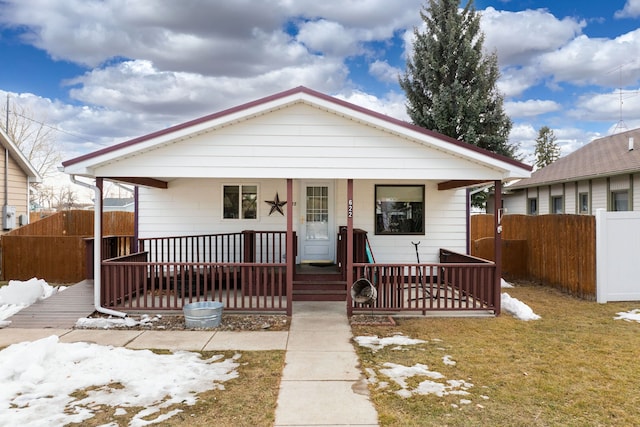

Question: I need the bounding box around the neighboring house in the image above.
[102,197,135,212]
[0,127,42,233]
[498,128,640,215]
[61,87,531,316]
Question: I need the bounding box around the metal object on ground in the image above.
[183,301,224,328]
[351,278,377,304]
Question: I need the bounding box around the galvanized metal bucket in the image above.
[183,301,224,328]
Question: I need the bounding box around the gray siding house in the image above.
[498,128,640,215]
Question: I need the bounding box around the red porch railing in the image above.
[349,249,497,315]
[102,231,290,312]
[98,232,497,315]
[102,260,287,311]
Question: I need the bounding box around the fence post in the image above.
[493,180,502,315]
[595,209,606,303]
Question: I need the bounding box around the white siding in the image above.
[138,178,291,237]
[92,104,505,181]
[577,181,590,193]
[635,173,640,211]
[591,178,608,211]
[565,182,576,214]
[138,177,468,264]
[538,187,550,214]
[503,192,527,214]
[610,175,631,191]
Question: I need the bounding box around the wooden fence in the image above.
[0,210,134,283]
[470,214,596,299]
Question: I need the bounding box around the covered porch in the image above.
[95,178,503,317]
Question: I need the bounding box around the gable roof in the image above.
[61,86,531,184]
[511,128,640,189]
[0,127,42,182]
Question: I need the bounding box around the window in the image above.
[375,185,424,235]
[551,196,563,214]
[528,198,538,215]
[579,193,589,214]
[611,191,629,211]
[223,185,257,219]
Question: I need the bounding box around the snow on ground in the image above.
[0,336,240,426]
[614,309,640,323]
[500,278,513,288]
[353,334,426,352]
[75,314,162,329]
[358,335,474,405]
[0,279,65,328]
[501,292,541,321]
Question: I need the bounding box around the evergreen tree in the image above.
[534,126,560,169]
[400,0,516,158]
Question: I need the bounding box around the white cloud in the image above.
[296,19,361,57]
[369,60,402,84]
[481,7,585,67]
[539,32,640,88]
[335,90,409,121]
[67,59,349,116]
[505,99,561,118]
[615,0,640,18]
[569,87,640,122]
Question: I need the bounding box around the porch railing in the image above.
[350,249,497,315]
[138,230,288,264]
[102,231,290,312]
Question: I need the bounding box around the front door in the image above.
[300,182,335,263]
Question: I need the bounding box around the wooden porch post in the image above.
[346,179,354,317]
[286,178,294,316]
[494,180,502,315]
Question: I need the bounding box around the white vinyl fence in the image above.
[596,209,640,303]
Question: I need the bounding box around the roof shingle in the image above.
[511,128,640,189]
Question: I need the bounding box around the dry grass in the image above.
[65,350,284,427]
[352,282,640,426]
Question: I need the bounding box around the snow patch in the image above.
[354,334,426,352]
[0,278,63,327]
[0,336,240,426]
[501,292,541,321]
[614,309,640,323]
[376,362,472,398]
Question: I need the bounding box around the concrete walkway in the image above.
[274,301,378,426]
[0,301,379,426]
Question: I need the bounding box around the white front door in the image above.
[300,182,335,263]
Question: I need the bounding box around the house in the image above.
[60,87,531,316]
[499,128,640,215]
[1,127,42,233]
[102,197,135,212]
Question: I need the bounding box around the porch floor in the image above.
[6,280,95,329]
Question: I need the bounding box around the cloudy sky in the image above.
[1,0,639,181]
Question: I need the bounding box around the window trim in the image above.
[374,184,425,235]
[551,195,563,214]
[527,197,538,215]
[611,190,629,212]
[578,192,589,214]
[222,184,259,220]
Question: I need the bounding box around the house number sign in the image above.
[348,199,353,218]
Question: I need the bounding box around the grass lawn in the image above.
[352,282,640,426]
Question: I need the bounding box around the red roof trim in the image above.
[62,86,531,171]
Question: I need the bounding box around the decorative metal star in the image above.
[265,192,287,216]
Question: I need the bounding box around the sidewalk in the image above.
[0,301,379,426]
[274,301,378,426]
